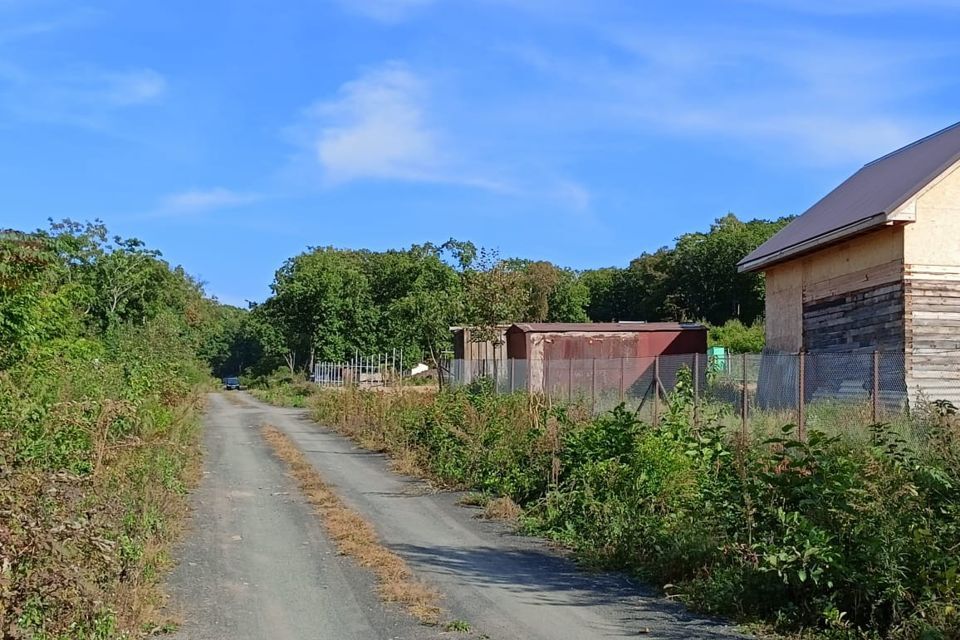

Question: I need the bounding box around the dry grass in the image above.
[260,425,442,624]
[387,448,426,477]
[456,493,487,507]
[482,496,522,522]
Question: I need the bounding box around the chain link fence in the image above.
[443,352,923,437]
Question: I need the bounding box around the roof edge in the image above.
[738,213,890,273]
[863,120,960,169]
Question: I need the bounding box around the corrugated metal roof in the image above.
[739,121,960,272]
[508,322,704,333]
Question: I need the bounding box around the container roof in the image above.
[508,322,705,333]
[739,120,960,272]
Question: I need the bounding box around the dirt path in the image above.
[165,393,445,640]
[167,392,746,640]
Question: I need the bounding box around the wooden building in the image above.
[450,325,509,383]
[739,121,960,403]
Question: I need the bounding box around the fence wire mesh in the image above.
[443,351,921,437]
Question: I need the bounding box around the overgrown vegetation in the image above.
[306,380,960,639]
[708,318,766,353]
[1,222,226,638]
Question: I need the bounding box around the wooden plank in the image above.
[803,259,902,302]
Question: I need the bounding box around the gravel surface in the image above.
[208,391,750,640]
[165,393,448,640]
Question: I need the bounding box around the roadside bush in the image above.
[0,319,207,639]
[1,224,214,639]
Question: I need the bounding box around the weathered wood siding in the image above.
[802,281,904,352]
[763,226,905,353]
[901,160,960,403]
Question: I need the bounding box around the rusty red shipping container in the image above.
[506,322,706,359]
[505,322,707,395]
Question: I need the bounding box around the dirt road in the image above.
[166,392,745,639]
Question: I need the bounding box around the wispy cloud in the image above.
[740,0,960,14]
[159,188,259,215]
[0,6,103,44]
[101,69,166,106]
[286,60,594,214]
[0,65,167,128]
[336,0,437,23]
[505,26,952,165]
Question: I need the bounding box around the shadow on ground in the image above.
[391,542,743,639]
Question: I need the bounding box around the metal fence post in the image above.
[591,358,597,413]
[693,353,700,427]
[510,358,516,393]
[545,358,551,404]
[653,355,660,426]
[568,359,574,404]
[741,353,748,436]
[872,350,880,423]
[619,357,625,403]
[798,352,806,440]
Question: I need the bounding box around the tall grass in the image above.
[306,374,960,639]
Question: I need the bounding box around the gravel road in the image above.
[167,392,747,640]
[165,393,444,640]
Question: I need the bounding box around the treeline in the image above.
[1,221,228,637]
[222,213,790,377]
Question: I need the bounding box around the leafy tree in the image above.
[580,214,790,325]
[669,213,790,324]
[461,248,527,342]
[365,245,464,365]
[579,267,621,321]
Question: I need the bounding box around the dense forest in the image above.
[222,213,790,378]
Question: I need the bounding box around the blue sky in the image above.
[2,0,959,306]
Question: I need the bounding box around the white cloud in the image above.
[338,0,437,22]
[302,62,452,184]
[290,61,590,212]
[552,180,591,212]
[160,188,259,214]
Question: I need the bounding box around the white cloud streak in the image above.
[159,188,259,214]
[0,65,167,127]
[506,26,952,165]
[288,60,593,213]
[337,0,437,22]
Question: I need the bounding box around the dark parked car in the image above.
[223,376,241,390]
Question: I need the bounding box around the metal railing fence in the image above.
[313,351,406,388]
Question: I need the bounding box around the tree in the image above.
[269,248,378,369]
[669,214,791,324]
[461,248,527,343]
[365,245,464,365]
[579,267,621,321]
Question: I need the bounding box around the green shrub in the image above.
[708,319,765,353]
